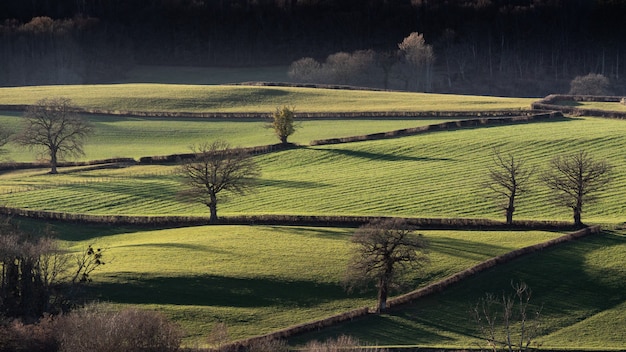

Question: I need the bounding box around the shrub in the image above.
[0,315,57,352]
[569,73,613,95]
[55,304,182,352]
[301,335,388,352]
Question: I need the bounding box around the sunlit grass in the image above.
[0,84,533,113]
[2,116,625,225]
[290,230,626,350]
[20,218,557,346]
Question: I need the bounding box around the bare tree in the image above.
[344,218,428,313]
[0,126,10,151]
[15,97,93,174]
[541,151,612,227]
[268,105,298,145]
[288,57,322,83]
[472,282,543,352]
[397,32,435,91]
[178,141,261,223]
[483,149,535,225]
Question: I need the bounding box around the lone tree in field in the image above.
[178,141,261,223]
[268,105,297,145]
[483,149,535,225]
[541,150,612,227]
[344,218,428,313]
[16,97,92,174]
[472,281,543,352]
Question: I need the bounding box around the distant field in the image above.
[2,116,625,224]
[0,112,465,161]
[554,100,626,112]
[0,84,533,113]
[17,218,559,346]
[290,229,626,350]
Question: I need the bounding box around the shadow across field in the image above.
[321,148,453,162]
[89,274,369,308]
[289,231,626,347]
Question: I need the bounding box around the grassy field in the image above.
[15,218,561,346]
[290,229,626,350]
[0,84,533,113]
[2,83,626,349]
[0,112,466,161]
[2,115,626,224]
[554,100,626,112]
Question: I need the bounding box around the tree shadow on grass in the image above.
[87,274,369,309]
[321,148,453,162]
[288,231,626,347]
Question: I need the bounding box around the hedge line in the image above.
[0,208,576,231]
[531,94,626,119]
[310,111,563,146]
[225,226,600,350]
[0,158,136,172]
[1,104,534,119]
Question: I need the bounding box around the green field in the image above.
[290,229,626,350]
[0,84,533,113]
[23,218,560,346]
[2,83,626,349]
[2,115,625,224]
[0,112,466,161]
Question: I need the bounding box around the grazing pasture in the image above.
[21,218,559,345]
[290,229,626,350]
[0,112,466,161]
[1,116,625,224]
[2,83,626,350]
[0,84,533,113]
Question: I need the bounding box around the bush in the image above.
[0,315,57,352]
[569,73,613,95]
[55,304,182,352]
[301,335,388,352]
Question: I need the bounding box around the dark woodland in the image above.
[1,0,625,96]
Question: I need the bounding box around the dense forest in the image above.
[1,0,625,96]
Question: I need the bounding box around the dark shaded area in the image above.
[289,231,626,346]
[87,274,370,308]
[0,1,625,96]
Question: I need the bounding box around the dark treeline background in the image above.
[1,0,625,96]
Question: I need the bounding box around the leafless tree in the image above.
[178,141,261,223]
[0,126,10,151]
[483,149,535,225]
[344,218,428,313]
[268,105,297,145]
[472,282,543,352]
[288,57,322,83]
[15,97,93,174]
[397,32,435,92]
[541,151,612,227]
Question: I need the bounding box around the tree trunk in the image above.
[506,195,515,225]
[376,277,388,313]
[573,206,583,227]
[50,151,58,174]
[208,193,218,223]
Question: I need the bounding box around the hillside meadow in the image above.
[289,229,626,350]
[16,217,562,346]
[2,84,626,349]
[0,84,533,113]
[1,115,625,224]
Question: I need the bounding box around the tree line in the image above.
[1,0,626,95]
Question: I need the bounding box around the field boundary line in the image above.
[532,94,626,118]
[225,226,600,349]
